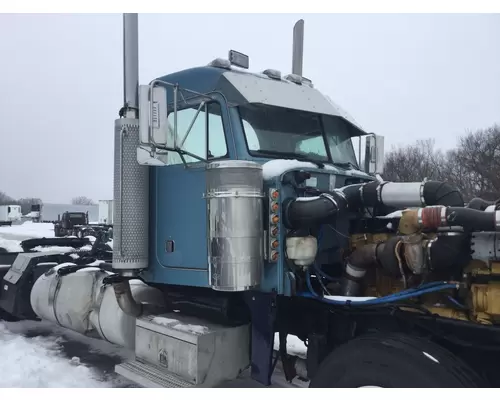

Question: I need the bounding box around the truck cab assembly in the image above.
[2,14,500,388]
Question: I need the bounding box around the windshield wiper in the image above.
[332,161,358,170]
[252,149,326,168]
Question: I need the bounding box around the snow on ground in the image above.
[0,237,22,253]
[274,333,307,358]
[0,221,55,241]
[0,221,306,387]
[0,321,123,387]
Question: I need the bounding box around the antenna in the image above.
[292,19,304,77]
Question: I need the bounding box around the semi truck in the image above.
[0,205,22,226]
[1,14,500,388]
[98,200,114,225]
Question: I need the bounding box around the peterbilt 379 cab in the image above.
[2,14,500,388]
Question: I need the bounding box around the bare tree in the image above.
[382,125,500,202]
[71,196,95,205]
[383,139,446,182]
[0,191,15,206]
[452,125,500,200]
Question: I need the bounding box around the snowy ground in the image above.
[0,221,308,388]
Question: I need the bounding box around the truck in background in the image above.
[98,200,114,225]
[0,205,22,226]
[29,204,42,223]
[53,211,90,237]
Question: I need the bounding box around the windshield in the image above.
[239,104,358,168]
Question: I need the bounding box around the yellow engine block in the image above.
[349,234,500,326]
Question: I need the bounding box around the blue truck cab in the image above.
[136,56,382,296]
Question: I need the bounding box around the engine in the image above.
[282,177,500,326]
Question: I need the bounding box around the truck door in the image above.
[150,97,234,286]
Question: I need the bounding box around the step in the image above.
[115,360,194,388]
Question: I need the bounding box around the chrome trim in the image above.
[345,263,366,278]
[320,193,338,208]
[419,182,426,206]
[440,206,447,225]
[417,208,424,226]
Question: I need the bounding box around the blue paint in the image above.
[142,65,372,295]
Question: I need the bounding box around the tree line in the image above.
[382,124,500,202]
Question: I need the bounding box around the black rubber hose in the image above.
[422,181,464,207]
[445,207,496,231]
[467,197,494,211]
[375,236,403,277]
[283,192,348,229]
[340,182,376,210]
[427,234,471,273]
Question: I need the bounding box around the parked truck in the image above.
[1,14,500,388]
[0,205,22,226]
[53,211,89,237]
[98,200,113,225]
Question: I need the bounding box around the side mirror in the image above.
[363,134,385,175]
[137,84,171,166]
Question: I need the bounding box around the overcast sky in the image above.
[0,13,499,203]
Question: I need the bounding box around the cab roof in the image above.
[156,63,367,136]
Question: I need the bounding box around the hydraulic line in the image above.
[303,270,458,307]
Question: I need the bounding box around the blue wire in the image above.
[303,271,457,307]
[447,295,467,309]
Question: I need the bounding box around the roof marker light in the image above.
[208,58,231,69]
[228,50,249,69]
[284,73,303,85]
[262,69,282,80]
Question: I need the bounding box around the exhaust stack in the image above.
[112,13,149,276]
[292,19,304,76]
[123,13,139,118]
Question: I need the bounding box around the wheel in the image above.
[309,332,485,388]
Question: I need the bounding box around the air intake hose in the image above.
[417,206,500,232]
[283,192,348,229]
[341,180,464,210]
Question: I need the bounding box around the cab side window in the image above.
[167,102,228,165]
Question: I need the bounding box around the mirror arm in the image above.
[178,101,206,147]
[173,84,178,148]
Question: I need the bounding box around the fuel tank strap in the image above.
[92,281,111,343]
[47,274,63,326]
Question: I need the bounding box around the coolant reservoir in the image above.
[286,235,318,266]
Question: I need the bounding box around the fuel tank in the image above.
[30,265,165,349]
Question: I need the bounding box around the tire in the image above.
[309,332,485,388]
